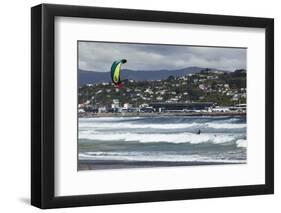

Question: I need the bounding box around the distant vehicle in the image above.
[140,107,154,113]
[84,106,98,113]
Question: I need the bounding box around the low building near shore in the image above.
[149,102,215,112]
[123,103,132,109]
[229,104,247,112]
[212,106,231,112]
[98,106,107,113]
[78,108,85,113]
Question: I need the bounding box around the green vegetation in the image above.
[78,69,246,107]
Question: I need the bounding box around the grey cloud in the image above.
[78,41,246,72]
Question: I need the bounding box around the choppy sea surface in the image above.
[78,116,247,170]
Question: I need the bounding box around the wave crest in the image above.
[79,131,243,144]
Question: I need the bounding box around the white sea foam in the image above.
[236,139,247,148]
[79,122,246,130]
[78,152,245,163]
[79,131,241,144]
[79,122,199,130]
[79,117,142,121]
[206,123,246,129]
[78,117,247,164]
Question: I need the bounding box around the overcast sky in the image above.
[78,41,246,72]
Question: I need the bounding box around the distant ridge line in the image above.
[78,67,230,86]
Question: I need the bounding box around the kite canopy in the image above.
[111,59,127,88]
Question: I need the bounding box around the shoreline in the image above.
[78,159,245,170]
[79,111,246,118]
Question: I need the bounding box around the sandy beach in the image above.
[78,159,245,170]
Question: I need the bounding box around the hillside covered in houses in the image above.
[78,68,246,113]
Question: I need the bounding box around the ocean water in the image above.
[78,116,247,170]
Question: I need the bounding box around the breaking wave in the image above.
[79,152,245,163]
[79,131,244,145]
[78,116,247,168]
[79,121,246,130]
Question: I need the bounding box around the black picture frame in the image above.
[31,3,274,209]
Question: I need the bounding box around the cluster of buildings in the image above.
[78,70,247,115]
[78,99,246,115]
[197,82,247,102]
